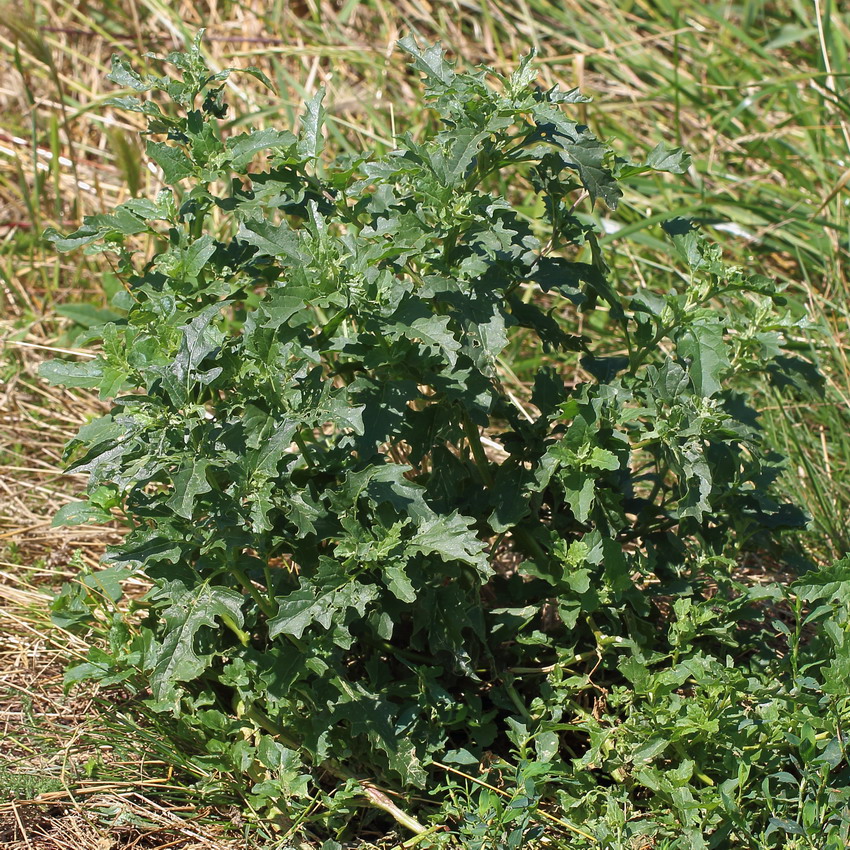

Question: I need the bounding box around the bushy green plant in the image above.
[44,35,847,846]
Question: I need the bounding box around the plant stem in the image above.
[462,411,494,487]
[512,525,548,562]
[294,432,316,468]
[502,675,533,721]
[401,823,446,847]
[359,782,428,836]
[220,612,250,647]
[243,705,427,835]
[509,635,625,674]
[230,563,276,619]
[378,639,437,666]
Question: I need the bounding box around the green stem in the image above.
[378,640,437,667]
[502,675,533,722]
[462,412,494,487]
[231,564,275,619]
[628,324,675,375]
[220,612,250,647]
[294,432,316,468]
[189,195,208,240]
[673,743,714,786]
[791,594,802,681]
[509,635,625,674]
[511,525,548,562]
[242,705,299,749]
[489,531,508,563]
[443,225,459,262]
[402,824,446,847]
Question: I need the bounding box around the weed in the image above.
[39,36,850,847]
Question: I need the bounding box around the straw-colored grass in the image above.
[1,0,848,845]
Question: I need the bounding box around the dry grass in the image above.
[1,797,247,849]
[0,366,249,847]
[1,0,849,844]
[0,593,247,848]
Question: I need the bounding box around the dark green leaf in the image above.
[151,583,245,699]
[146,141,194,183]
[166,460,213,519]
[678,319,730,397]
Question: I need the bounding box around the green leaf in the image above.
[238,219,308,263]
[55,303,122,328]
[644,142,691,173]
[227,128,297,170]
[267,588,318,640]
[663,218,725,273]
[385,298,462,366]
[678,319,730,397]
[166,460,213,519]
[146,141,194,183]
[297,89,326,161]
[78,564,134,604]
[563,137,621,208]
[398,36,455,86]
[530,113,623,208]
[586,447,620,471]
[150,583,245,700]
[432,128,488,187]
[45,224,104,252]
[560,470,595,524]
[793,558,850,605]
[39,358,102,389]
[384,562,416,603]
[239,66,275,92]
[181,234,216,279]
[535,730,560,763]
[107,55,150,92]
[509,51,538,92]
[410,512,488,575]
[268,574,379,642]
[766,817,806,838]
[52,501,113,527]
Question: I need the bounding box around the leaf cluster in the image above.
[42,34,841,845]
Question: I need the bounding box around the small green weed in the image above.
[0,768,64,799]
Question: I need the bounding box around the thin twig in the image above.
[6,340,97,359]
